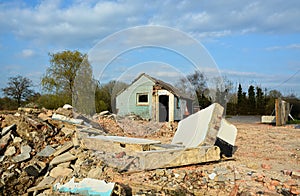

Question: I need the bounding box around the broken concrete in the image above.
[171,103,224,147]
[4,146,16,156]
[1,124,16,136]
[50,166,73,178]
[215,119,238,157]
[50,152,77,165]
[52,113,84,125]
[261,116,276,124]
[52,141,73,156]
[36,145,56,157]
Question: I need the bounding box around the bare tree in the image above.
[2,75,34,106]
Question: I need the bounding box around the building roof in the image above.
[132,73,193,100]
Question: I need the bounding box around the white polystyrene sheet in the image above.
[91,135,161,145]
[217,119,237,146]
[171,103,216,147]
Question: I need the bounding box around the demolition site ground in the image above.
[0,108,299,195]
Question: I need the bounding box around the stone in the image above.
[1,124,16,136]
[261,163,272,170]
[291,171,300,179]
[27,176,55,193]
[215,174,227,182]
[208,173,217,180]
[52,141,73,156]
[63,104,73,109]
[61,127,75,137]
[52,114,84,125]
[37,145,56,157]
[87,166,103,178]
[38,113,51,121]
[0,131,12,151]
[4,146,16,156]
[50,166,73,178]
[100,111,110,116]
[13,137,22,144]
[50,152,77,165]
[12,152,30,162]
[24,161,46,177]
[21,145,32,154]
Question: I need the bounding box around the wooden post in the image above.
[275,98,281,126]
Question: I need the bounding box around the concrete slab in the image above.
[217,119,237,146]
[171,103,224,147]
[261,116,276,124]
[90,135,161,145]
[215,119,238,157]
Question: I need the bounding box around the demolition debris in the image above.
[0,104,299,195]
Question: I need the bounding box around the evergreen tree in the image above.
[248,85,256,113]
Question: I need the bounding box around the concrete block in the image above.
[37,145,56,157]
[215,119,238,157]
[1,124,16,136]
[52,114,84,125]
[261,116,276,123]
[171,103,224,147]
[50,166,73,178]
[50,152,77,165]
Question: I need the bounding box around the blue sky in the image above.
[0,0,300,97]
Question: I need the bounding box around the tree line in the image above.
[1,50,299,119]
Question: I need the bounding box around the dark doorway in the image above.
[159,95,169,122]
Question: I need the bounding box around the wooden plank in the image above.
[137,146,220,170]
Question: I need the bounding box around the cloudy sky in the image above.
[0,0,300,96]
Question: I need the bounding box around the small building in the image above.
[116,73,193,122]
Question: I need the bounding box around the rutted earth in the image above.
[0,108,299,195]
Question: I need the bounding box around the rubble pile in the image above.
[0,106,299,195]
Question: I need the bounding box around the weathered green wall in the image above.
[116,75,154,120]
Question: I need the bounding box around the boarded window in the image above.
[137,93,148,105]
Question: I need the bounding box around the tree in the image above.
[248,85,256,113]
[177,71,211,109]
[2,75,34,106]
[41,50,86,101]
[256,86,265,114]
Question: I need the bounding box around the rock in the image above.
[291,171,300,179]
[1,124,16,136]
[87,166,103,178]
[0,131,12,151]
[55,107,73,117]
[63,104,73,109]
[115,151,126,158]
[12,152,30,162]
[50,152,77,165]
[50,166,73,178]
[261,163,272,170]
[61,127,75,137]
[215,174,227,182]
[52,141,73,156]
[21,145,32,154]
[155,169,166,176]
[100,111,110,116]
[24,161,46,177]
[52,114,84,125]
[4,146,16,156]
[13,137,22,144]
[208,172,217,180]
[37,145,56,157]
[38,113,51,121]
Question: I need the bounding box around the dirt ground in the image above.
[100,115,300,195]
[1,110,299,195]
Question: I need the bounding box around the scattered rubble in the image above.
[0,104,299,195]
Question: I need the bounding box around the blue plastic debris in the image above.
[53,177,115,196]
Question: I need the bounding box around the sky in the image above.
[0,0,300,97]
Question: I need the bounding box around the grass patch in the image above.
[287,119,300,124]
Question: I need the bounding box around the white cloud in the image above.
[0,0,300,48]
[21,49,35,58]
[265,43,300,51]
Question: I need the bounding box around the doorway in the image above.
[159,95,169,122]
